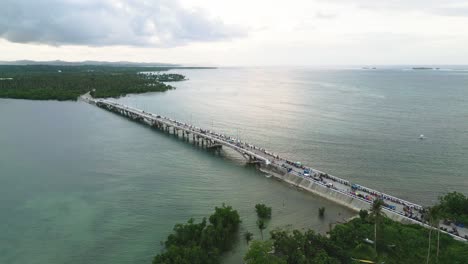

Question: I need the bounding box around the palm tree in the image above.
[431,206,442,262]
[436,225,441,262]
[257,219,266,240]
[426,206,442,264]
[369,198,385,252]
[425,207,433,264]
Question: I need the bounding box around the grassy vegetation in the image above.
[0,65,187,101]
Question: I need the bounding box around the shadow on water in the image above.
[100,107,359,219]
[99,107,252,164]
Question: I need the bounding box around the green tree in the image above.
[438,192,468,225]
[244,240,286,264]
[255,204,272,219]
[0,65,185,101]
[369,198,385,253]
[153,204,241,264]
[425,207,434,264]
[359,210,369,221]
[429,206,443,262]
[270,229,349,264]
[426,206,443,264]
[329,210,468,264]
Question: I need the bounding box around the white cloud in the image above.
[0,0,246,47]
[1,0,468,65]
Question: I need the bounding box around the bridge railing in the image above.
[96,99,271,164]
[92,99,467,242]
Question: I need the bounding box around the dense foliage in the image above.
[149,197,468,264]
[255,204,272,219]
[152,204,241,264]
[245,197,468,264]
[244,217,468,264]
[0,65,208,75]
[0,65,186,101]
[436,192,468,225]
[245,229,350,264]
[329,217,468,264]
[244,240,286,264]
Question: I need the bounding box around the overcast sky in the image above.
[1,0,468,66]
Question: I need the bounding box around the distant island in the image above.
[412,67,440,70]
[0,60,179,67]
[0,64,212,101]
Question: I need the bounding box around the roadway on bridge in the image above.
[87,96,467,241]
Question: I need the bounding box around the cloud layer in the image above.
[327,0,468,17]
[0,0,245,47]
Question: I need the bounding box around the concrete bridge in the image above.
[86,97,467,242]
[93,99,271,165]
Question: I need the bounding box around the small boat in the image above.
[419,134,425,140]
[265,174,272,178]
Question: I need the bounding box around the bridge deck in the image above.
[87,97,467,242]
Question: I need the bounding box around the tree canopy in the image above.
[245,229,349,264]
[328,217,468,264]
[255,204,272,219]
[0,65,186,101]
[245,199,468,264]
[152,204,241,264]
[244,240,286,264]
[437,192,468,225]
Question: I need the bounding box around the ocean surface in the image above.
[1,67,467,264]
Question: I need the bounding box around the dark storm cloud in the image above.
[0,0,246,47]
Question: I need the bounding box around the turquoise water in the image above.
[1,67,467,263]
